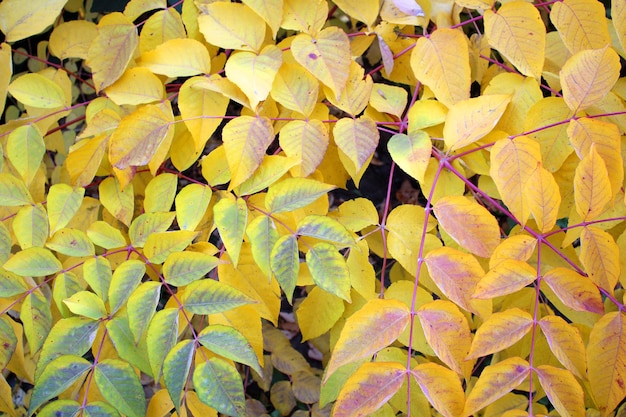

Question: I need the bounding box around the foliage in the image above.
[0,0,625,416]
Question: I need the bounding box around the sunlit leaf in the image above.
[162,251,219,287]
[127,281,161,344]
[0,0,67,42]
[139,38,210,77]
[467,308,533,359]
[147,308,178,381]
[197,2,266,52]
[279,120,329,177]
[63,291,107,320]
[550,0,611,54]
[6,124,44,185]
[0,173,33,206]
[108,260,145,315]
[214,197,247,267]
[297,215,355,248]
[270,63,319,117]
[163,340,194,413]
[13,204,48,249]
[104,67,164,106]
[388,131,431,183]
[4,247,61,277]
[473,259,536,299]
[306,242,351,301]
[47,184,84,236]
[270,235,299,303]
[574,145,612,221]
[524,166,561,233]
[143,230,198,265]
[22,290,52,354]
[296,286,344,341]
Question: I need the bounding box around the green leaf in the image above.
[47,184,85,236]
[306,243,351,302]
[0,268,29,297]
[146,308,179,381]
[30,355,91,414]
[180,279,256,315]
[270,235,299,304]
[94,359,146,417]
[0,316,17,370]
[84,401,121,417]
[63,291,107,320]
[106,315,151,375]
[127,281,161,344]
[296,215,355,248]
[143,173,177,213]
[162,251,220,287]
[193,357,246,417]
[36,317,99,380]
[108,260,146,315]
[163,340,194,413]
[4,247,62,277]
[0,173,33,206]
[87,221,128,249]
[265,178,335,213]
[13,204,48,249]
[53,272,83,318]
[175,183,212,231]
[213,197,248,267]
[83,256,112,303]
[128,212,176,247]
[36,400,81,417]
[143,230,198,264]
[46,228,95,257]
[246,216,279,279]
[197,324,263,376]
[0,222,11,264]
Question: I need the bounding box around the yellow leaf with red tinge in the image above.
[324,299,409,382]
[387,131,431,184]
[536,365,585,417]
[333,362,405,417]
[411,363,465,417]
[587,312,626,416]
[484,1,545,79]
[463,357,529,416]
[411,28,471,108]
[524,166,561,233]
[433,196,501,258]
[467,308,533,359]
[574,145,612,221]
[560,46,620,112]
[580,226,620,294]
[443,94,511,152]
[550,0,610,54]
[473,259,536,299]
[417,300,473,378]
[542,267,604,314]
[490,136,541,227]
[539,316,587,379]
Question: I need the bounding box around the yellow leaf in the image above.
[222,116,274,189]
[47,184,85,236]
[433,195,500,258]
[484,1,545,79]
[333,0,380,27]
[443,94,511,151]
[411,28,471,108]
[104,67,164,106]
[63,291,107,320]
[387,131,431,183]
[144,231,198,264]
[49,21,98,60]
[214,197,248,267]
[424,247,490,318]
[0,0,67,42]
[66,135,109,187]
[296,287,344,341]
[197,2,266,52]
[139,38,210,77]
[560,46,620,112]
[123,0,166,21]
[225,45,283,111]
[411,362,465,417]
[614,0,626,54]
[99,177,134,227]
[580,226,620,294]
[333,362,405,417]
[291,27,351,100]
[535,365,585,417]
[7,73,67,109]
[241,0,283,38]
[324,299,410,382]
[587,312,626,416]
[524,166,561,233]
[86,13,138,92]
[538,316,587,379]
[109,102,175,170]
[417,300,473,378]
[324,61,373,116]
[137,8,186,54]
[279,120,329,177]
[144,173,177,213]
[542,267,604,314]
[176,184,212,232]
[463,357,529,416]
[490,136,541,226]
[13,204,48,249]
[201,146,231,187]
[473,259,537,299]
[567,117,623,197]
[0,173,33,206]
[550,0,610,54]
[333,117,379,173]
[281,0,328,34]
[0,43,11,117]
[489,234,536,269]
[370,84,408,119]
[6,124,45,186]
[467,308,533,359]
[574,145,612,221]
[270,63,319,117]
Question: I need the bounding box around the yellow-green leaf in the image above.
[175,184,212,231]
[13,204,48,249]
[0,0,67,42]
[180,278,256,315]
[270,235,299,303]
[333,362,405,417]
[144,173,177,213]
[333,117,379,173]
[83,257,112,302]
[560,46,620,112]
[0,173,33,206]
[99,177,134,226]
[127,281,161,343]
[325,298,410,381]
[535,365,585,417]
[22,290,52,354]
[306,242,351,301]
[484,1,545,79]
[410,28,471,108]
[163,340,194,413]
[370,83,408,119]
[247,216,279,279]
[297,215,355,248]
[108,260,146,315]
[7,73,66,109]
[237,155,299,197]
[6,124,45,185]
[443,94,511,151]
[197,2,266,52]
[0,43,11,117]
[87,221,127,249]
[146,307,178,381]
[162,251,220,287]
[433,195,501,258]
[467,308,533,359]
[46,228,95,257]
[49,20,98,60]
[550,0,610,54]
[63,291,107,320]
[388,131,431,183]
[47,184,84,236]
[94,359,146,417]
[266,178,335,214]
[197,324,263,376]
[4,247,61,277]
[193,358,246,417]
[213,197,247,267]
[143,230,198,264]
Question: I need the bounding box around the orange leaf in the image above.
[466,308,533,359]
[473,259,536,299]
[580,226,620,294]
[587,312,626,416]
[538,315,587,379]
[433,196,501,258]
[324,299,409,382]
[541,267,604,314]
[535,365,585,417]
[411,362,465,417]
[463,357,529,416]
[333,362,405,417]
[410,28,471,107]
[574,145,612,221]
